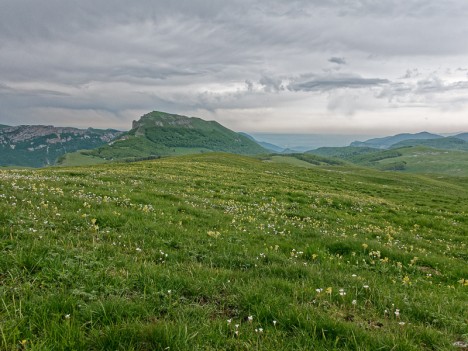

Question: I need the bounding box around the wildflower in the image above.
[64,314,71,319]
[227,319,232,324]
[351,274,357,277]
[352,300,357,305]
[339,288,346,296]
[315,288,323,293]
[248,315,253,323]
[136,247,142,252]
[363,285,369,289]
[402,276,411,285]
[394,309,400,317]
[325,287,332,294]
[362,243,368,250]
[399,322,405,326]
[273,320,277,326]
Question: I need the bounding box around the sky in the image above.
[1,0,468,134]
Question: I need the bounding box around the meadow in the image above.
[0,153,467,350]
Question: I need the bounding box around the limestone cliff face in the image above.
[0,125,123,167]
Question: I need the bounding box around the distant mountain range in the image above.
[350,132,468,150]
[2,113,467,170]
[0,125,122,167]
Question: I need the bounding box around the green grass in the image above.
[57,151,110,167]
[0,154,467,350]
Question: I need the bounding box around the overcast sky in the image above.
[1,0,468,134]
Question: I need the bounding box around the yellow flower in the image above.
[362,243,368,250]
[326,287,332,294]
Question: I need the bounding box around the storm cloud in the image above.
[1,0,468,133]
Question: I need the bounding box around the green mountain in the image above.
[454,132,468,142]
[351,132,443,149]
[0,125,123,167]
[307,144,468,175]
[390,136,468,150]
[79,111,267,162]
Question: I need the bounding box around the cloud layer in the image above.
[1,0,468,132]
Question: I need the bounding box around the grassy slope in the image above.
[0,154,467,350]
[376,146,468,175]
[308,145,468,176]
[390,137,468,151]
[80,111,266,164]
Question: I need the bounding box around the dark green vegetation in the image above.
[0,126,122,168]
[390,137,468,151]
[308,145,468,176]
[350,132,443,149]
[1,154,467,350]
[79,111,266,163]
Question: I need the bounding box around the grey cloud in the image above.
[1,0,468,130]
[259,76,284,92]
[328,57,346,65]
[289,75,389,92]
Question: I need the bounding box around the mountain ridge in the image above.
[0,125,123,167]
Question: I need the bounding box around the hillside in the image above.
[351,132,443,149]
[0,125,122,167]
[390,137,468,151]
[78,111,266,162]
[0,154,466,350]
[308,145,468,175]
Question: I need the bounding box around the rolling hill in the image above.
[71,111,267,163]
[307,145,468,176]
[351,132,443,149]
[389,136,468,151]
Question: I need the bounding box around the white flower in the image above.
[273,320,277,326]
[315,288,323,293]
[64,314,70,319]
[352,300,357,305]
[248,315,253,322]
[363,285,369,289]
[227,319,232,324]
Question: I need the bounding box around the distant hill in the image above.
[390,136,468,151]
[453,132,468,142]
[239,132,284,152]
[307,144,468,175]
[351,132,443,149]
[0,125,123,167]
[79,111,267,163]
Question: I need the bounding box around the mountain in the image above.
[390,136,468,150]
[454,132,468,142]
[351,132,443,149]
[80,111,267,162]
[0,125,123,167]
[239,132,284,152]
